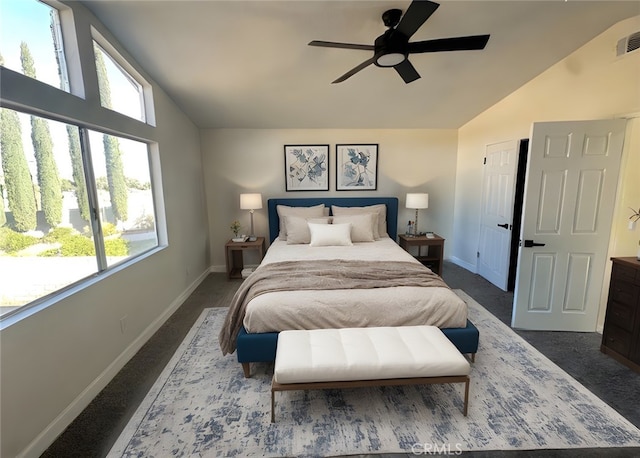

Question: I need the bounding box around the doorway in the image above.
[478,138,528,292]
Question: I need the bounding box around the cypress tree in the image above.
[0,183,6,227]
[94,44,128,222]
[67,127,90,222]
[0,108,37,231]
[20,42,63,227]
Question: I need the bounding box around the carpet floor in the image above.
[106,290,640,457]
[42,264,640,457]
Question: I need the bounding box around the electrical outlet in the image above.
[120,315,127,334]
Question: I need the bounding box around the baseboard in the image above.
[18,269,210,458]
[448,256,477,274]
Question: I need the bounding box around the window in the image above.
[0,0,69,91]
[0,108,159,315]
[0,109,96,311]
[93,41,146,122]
[88,131,158,266]
[0,0,162,320]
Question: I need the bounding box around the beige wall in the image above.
[454,16,640,325]
[0,3,209,457]
[201,128,458,268]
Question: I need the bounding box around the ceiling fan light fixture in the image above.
[376,52,406,67]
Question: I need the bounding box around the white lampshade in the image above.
[406,193,429,209]
[240,193,263,210]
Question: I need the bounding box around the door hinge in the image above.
[477,251,480,258]
[483,157,486,165]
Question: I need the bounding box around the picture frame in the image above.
[336,144,378,191]
[284,144,329,191]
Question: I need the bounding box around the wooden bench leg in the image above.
[271,388,275,423]
[463,376,470,416]
[242,362,251,378]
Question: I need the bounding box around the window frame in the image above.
[92,31,155,125]
[0,0,166,326]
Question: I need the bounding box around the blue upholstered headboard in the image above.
[267,197,399,243]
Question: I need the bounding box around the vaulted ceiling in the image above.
[83,1,640,129]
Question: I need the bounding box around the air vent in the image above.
[616,31,640,57]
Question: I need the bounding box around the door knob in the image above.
[497,223,509,229]
[523,239,546,248]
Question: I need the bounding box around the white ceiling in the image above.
[83,1,640,129]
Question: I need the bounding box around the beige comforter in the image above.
[219,259,452,355]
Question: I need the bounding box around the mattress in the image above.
[242,238,468,333]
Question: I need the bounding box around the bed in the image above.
[218,197,470,376]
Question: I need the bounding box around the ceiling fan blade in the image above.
[394,59,421,84]
[408,35,490,53]
[309,40,374,51]
[332,56,377,83]
[395,0,439,39]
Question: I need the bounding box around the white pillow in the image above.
[276,204,325,240]
[332,213,376,242]
[285,216,331,244]
[309,222,353,247]
[331,204,388,239]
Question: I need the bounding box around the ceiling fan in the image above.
[308,0,490,84]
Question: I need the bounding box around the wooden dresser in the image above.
[601,257,640,373]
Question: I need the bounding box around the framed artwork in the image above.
[284,145,329,191]
[336,144,378,191]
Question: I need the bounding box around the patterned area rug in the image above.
[108,290,640,457]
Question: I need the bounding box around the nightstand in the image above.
[225,237,266,279]
[398,234,445,276]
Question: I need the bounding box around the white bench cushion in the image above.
[274,326,470,384]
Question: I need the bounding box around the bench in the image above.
[238,319,479,377]
[271,326,471,422]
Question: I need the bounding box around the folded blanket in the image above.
[218,259,450,355]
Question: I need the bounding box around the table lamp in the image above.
[240,193,262,241]
[406,193,429,236]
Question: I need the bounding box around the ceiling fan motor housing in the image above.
[374,29,409,67]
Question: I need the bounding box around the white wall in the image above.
[0,3,209,457]
[453,16,640,320]
[201,129,458,268]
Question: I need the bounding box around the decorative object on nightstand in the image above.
[398,233,444,275]
[406,193,429,236]
[629,207,639,259]
[629,206,640,230]
[240,193,262,242]
[230,220,246,242]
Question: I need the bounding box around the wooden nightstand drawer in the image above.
[603,324,632,357]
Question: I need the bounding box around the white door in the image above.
[478,140,518,290]
[512,119,626,331]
